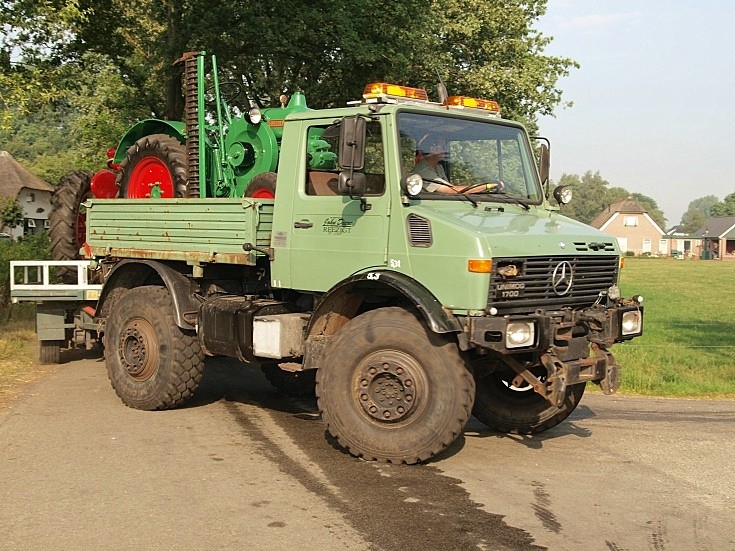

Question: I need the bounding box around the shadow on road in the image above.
[460,404,596,450]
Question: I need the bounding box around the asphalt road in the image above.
[1,353,733,551]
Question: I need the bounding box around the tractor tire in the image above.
[261,364,316,397]
[243,172,277,199]
[117,134,188,198]
[472,366,586,434]
[316,307,475,464]
[105,286,204,410]
[49,170,94,283]
[39,340,62,365]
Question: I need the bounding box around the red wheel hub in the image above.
[251,188,275,199]
[127,157,174,198]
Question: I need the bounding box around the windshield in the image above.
[398,112,542,203]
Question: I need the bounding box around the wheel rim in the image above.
[484,369,546,404]
[250,188,275,199]
[353,350,428,424]
[118,318,159,381]
[127,156,174,198]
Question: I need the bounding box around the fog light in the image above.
[621,311,642,335]
[506,321,535,348]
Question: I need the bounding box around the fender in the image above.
[307,269,462,339]
[96,260,198,330]
[112,119,187,165]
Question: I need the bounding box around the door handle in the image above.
[293,220,313,229]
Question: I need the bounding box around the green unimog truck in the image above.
[11,52,644,463]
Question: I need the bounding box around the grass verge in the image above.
[0,320,43,408]
[616,257,735,397]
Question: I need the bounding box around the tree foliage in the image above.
[1,0,576,171]
[680,195,719,234]
[554,171,666,229]
[710,192,735,217]
[0,196,23,229]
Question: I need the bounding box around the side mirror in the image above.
[338,116,366,170]
[538,142,550,185]
[338,171,366,196]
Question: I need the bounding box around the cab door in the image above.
[287,118,390,291]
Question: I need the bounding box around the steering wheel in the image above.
[205,81,243,106]
[458,180,506,194]
[422,177,456,191]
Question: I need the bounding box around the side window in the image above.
[363,121,385,196]
[304,120,385,196]
[305,125,340,196]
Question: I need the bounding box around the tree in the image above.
[680,195,718,234]
[710,192,735,217]
[1,0,576,125]
[0,196,24,231]
[555,171,622,224]
[1,0,578,184]
[553,172,666,228]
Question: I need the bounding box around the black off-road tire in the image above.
[105,286,204,410]
[117,134,188,198]
[316,307,475,464]
[49,170,94,283]
[243,172,277,198]
[261,364,316,397]
[39,340,62,365]
[472,368,586,434]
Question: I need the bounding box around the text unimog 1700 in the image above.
[16,52,644,463]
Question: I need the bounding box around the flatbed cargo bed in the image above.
[84,197,274,265]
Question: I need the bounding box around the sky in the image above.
[534,0,735,227]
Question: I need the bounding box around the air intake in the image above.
[407,214,432,247]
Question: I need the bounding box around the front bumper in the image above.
[466,302,644,356]
[465,303,643,405]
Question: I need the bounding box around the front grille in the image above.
[489,255,619,313]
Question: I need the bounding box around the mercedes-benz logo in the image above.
[551,261,574,296]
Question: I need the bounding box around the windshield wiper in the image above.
[490,193,531,211]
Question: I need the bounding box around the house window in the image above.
[623,216,638,227]
[27,219,36,228]
[658,239,667,254]
[642,239,651,253]
[43,219,50,229]
[27,193,35,202]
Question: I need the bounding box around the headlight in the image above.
[553,185,573,204]
[248,108,262,125]
[506,321,535,348]
[621,310,642,335]
[402,173,424,196]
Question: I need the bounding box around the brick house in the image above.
[0,151,55,239]
[590,197,668,256]
[695,216,735,261]
[664,225,703,259]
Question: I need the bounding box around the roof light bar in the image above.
[445,95,501,114]
[362,82,429,102]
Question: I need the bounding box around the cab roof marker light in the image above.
[362,82,429,102]
[445,95,501,114]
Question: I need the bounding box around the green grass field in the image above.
[616,257,735,397]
